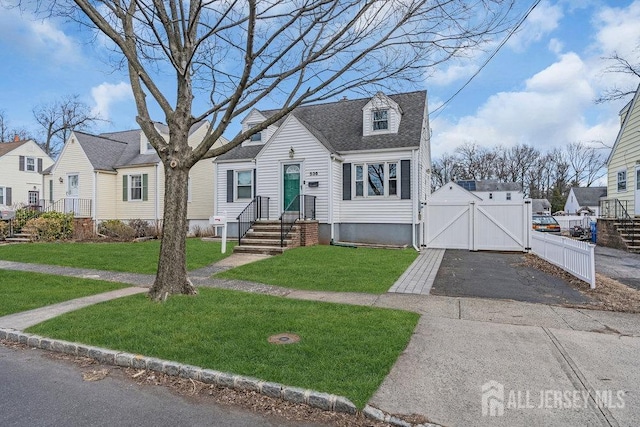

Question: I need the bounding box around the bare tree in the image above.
[431,153,461,190]
[565,141,606,187]
[0,110,34,143]
[0,110,8,142]
[33,95,103,156]
[454,142,496,180]
[22,0,516,300]
[595,50,640,104]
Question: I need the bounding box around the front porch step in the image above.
[233,245,286,255]
[240,238,292,246]
[4,237,33,243]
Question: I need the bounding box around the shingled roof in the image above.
[217,91,426,161]
[0,140,28,157]
[571,187,607,207]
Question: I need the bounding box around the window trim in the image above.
[372,109,389,131]
[129,174,143,201]
[235,170,254,201]
[246,122,262,143]
[0,187,5,206]
[352,161,400,198]
[617,169,627,192]
[25,156,36,172]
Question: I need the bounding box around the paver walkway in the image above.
[388,248,445,294]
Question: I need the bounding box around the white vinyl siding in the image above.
[50,137,93,204]
[617,169,627,192]
[607,90,640,216]
[338,151,413,224]
[215,160,256,218]
[255,116,330,221]
[0,141,53,207]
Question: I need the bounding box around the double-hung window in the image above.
[26,157,36,172]
[0,187,5,205]
[130,175,143,200]
[372,109,388,131]
[618,170,627,192]
[354,162,399,197]
[236,170,253,199]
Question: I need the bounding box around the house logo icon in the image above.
[481,380,505,417]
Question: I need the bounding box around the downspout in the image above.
[328,155,334,242]
[155,163,160,228]
[412,149,419,252]
[93,171,98,232]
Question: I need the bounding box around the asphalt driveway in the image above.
[430,250,592,305]
[595,246,640,290]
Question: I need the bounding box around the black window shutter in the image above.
[342,163,351,200]
[122,175,128,201]
[253,169,257,198]
[142,174,148,201]
[37,158,43,173]
[6,187,11,205]
[226,170,234,202]
[19,156,24,171]
[401,160,411,199]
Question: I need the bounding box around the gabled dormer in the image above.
[362,92,402,136]
[241,109,278,146]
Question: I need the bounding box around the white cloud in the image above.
[430,52,619,158]
[507,0,563,52]
[0,9,81,64]
[91,82,133,120]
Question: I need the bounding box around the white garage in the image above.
[424,182,532,252]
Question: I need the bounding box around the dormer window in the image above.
[248,123,262,142]
[373,109,389,131]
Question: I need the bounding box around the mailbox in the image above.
[0,210,15,220]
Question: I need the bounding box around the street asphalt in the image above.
[0,249,639,426]
[595,245,640,290]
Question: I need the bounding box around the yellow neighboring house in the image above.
[42,122,226,231]
[0,138,54,208]
[606,83,640,217]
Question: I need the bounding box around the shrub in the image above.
[0,221,8,240]
[24,212,74,241]
[191,225,216,238]
[12,208,41,233]
[98,220,135,240]
[128,219,152,238]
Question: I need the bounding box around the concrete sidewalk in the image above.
[1,255,640,426]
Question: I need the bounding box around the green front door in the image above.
[283,163,301,211]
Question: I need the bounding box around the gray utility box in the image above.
[0,210,16,220]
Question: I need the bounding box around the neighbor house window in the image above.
[130,175,143,200]
[353,162,399,197]
[122,174,148,201]
[617,170,627,192]
[0,187,5,205]
[28,191,39,206]
[372,109,388,131]
[26,157,36,172]
[506,192,511,201]
[248,123,262,142]
[236,170,253,199]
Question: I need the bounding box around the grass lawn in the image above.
[216,245,418,294]
[0,270,129,316]
[0,239,232,274]
[26,288,419,408]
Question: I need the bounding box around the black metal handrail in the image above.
[236,196,270,245]
[279,195,316,247]
[38,198,93,218]
[599,198,636,247]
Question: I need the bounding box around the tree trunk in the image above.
[148,164,197,301]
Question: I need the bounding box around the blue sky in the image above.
[0,0,639,160]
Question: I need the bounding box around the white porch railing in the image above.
[530,232,596,289]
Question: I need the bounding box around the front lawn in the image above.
[216,245,418,294]
[26,288,419,408]
[0,239,232,274]
[0,270,128,316]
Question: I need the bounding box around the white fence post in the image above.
[530,232,596,288]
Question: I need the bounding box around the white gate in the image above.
[426,200,532,251]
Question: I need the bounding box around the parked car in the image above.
[532,215,561,233]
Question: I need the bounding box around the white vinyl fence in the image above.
[553,215,595,231]
[530,232,596,289]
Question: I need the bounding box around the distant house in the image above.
[456,180,523,202]
[532,199,551,215]
[214,91,431,247]
[0,138,54,208]
[43,122,226,231]
[564,187,607,216]
[606,83,640,217]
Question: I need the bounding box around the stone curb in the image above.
[363,404,442,427]
[0,328,357,415]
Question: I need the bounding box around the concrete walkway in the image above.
[1,254,640,426]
